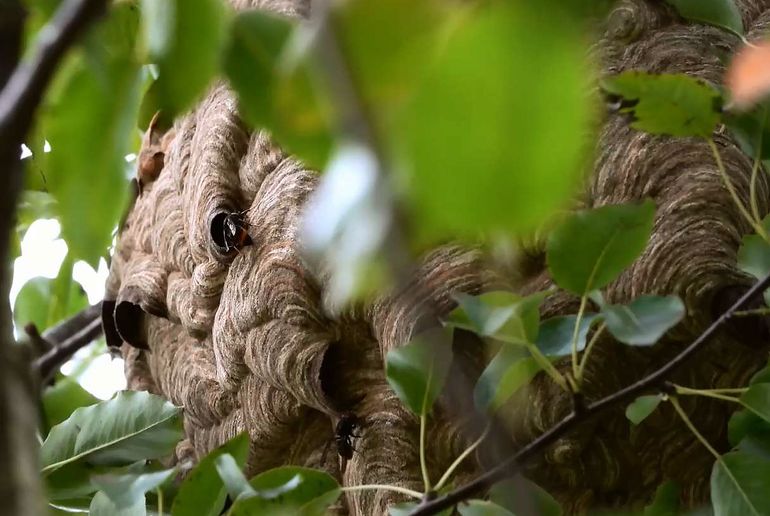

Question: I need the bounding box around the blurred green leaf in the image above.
[626,395,663,425]
[457,500,514,516]
[547,200,655,294]
[300,143,390,308]
[664,0,743,35]
[738,233,770,305]
[711,450,770,515]
[474,347,541,413]
[14,277,53,331]
[741,384,770,424]
[535,314,600,358]
[397,2,594,241]
[224,10,332,168]
[488,477,562,516]
[43,377,99,431]
[172,433,250,516]
[602,295,685,346]
[447,291,545,344]
[225,466,340,516]
[643,481,680,516]
[601,72,722,137]
[92,468,175,511]
[214,453,256,501]
[334,0,444,132]
[13,261,86,332]
[41,391,182,474]
[141,0,227,117]
[44,51,141,266]
[89,490,144,516]
[385,327,454,415]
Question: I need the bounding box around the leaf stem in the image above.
[749,110,765,230]
[670,396,759,515]
[157,487,163,516]
[673,385,742,404]
[576,323,606,383]
[670,396,722,462]
[434,425,491,491]
[570,295,589,384]
[419,412,430,493]
[708,137,766,238]
[341,484,423,499]
[525,341,569,392]
[733,307,770,317]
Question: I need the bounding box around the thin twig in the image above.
[410,274,770,515]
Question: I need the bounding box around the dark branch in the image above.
[32,303,102,384]
[23,323,52,357]
[411,274,770,515]
[0,0,108,146]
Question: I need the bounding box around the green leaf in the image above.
[664,0,744,35]
[750,363,770,385]
[44,53,141,266]
[141,0,228,117]
[725,104,770,161]
[89,490,145,516]
[397,2,594,241]
[488,477,562,516]
[626,395,663,425]
[457,500,515,516]
[474,347,541,413]
[92,468,175,510]
[738,234,770,305]
[601,72,722,137]
[171,433,250,516]
[224,10,332,168]
[728,403,770,456]
[602,295,685,347]
[741,384,770,424]
[389,502,452,516]
[43,378,99,431]
[385,327,454,415]
[644,481,680,516]
[45,461,97,501]
[41,391,182,474]
[13,261,87,332]
[535,314,600,358]
[547,200,656,294]
[447,291,545,344]
[227,466,340,516]
[214,454,256,501]
[711,450,770,515]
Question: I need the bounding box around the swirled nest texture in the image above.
[103,0,770,513]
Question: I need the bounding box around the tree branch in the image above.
[31,303,103,384]
[410,274,770,515]
[0,0,108,146]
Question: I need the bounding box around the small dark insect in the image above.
[222,211,252,253]
[334,412,362,460]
